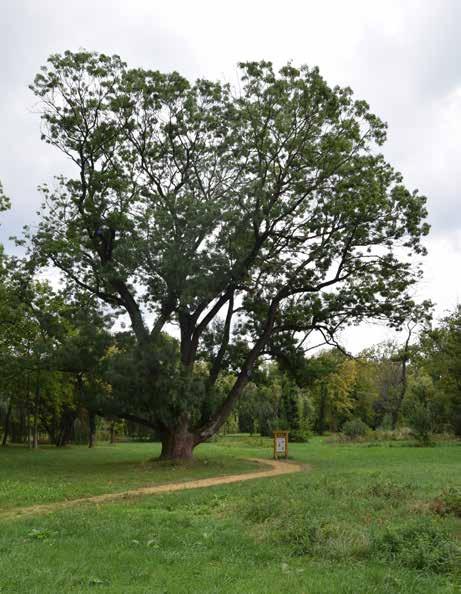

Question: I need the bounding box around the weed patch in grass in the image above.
[371,518,461,574]
[430,487,461,518]
[364,477,414,500]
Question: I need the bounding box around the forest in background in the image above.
[1,259,460,448]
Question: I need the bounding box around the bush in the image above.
[371,519,460,574]
[342,418,370,440]
[404,377,436,445]
[378,413,393,431]
[406,401,435,445]
[289,429,312,443]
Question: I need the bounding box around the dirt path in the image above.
[1,458,306,521]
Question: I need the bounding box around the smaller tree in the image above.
[342,417,370,440]
[404,375,436,445]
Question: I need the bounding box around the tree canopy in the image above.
[25,52,430,458]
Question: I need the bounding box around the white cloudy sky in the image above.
[1,0,460,352]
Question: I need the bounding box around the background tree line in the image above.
[1,246,459,446]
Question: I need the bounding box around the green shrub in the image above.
[378,413,394,431]
[371,519,460,574]
[406,401,435,445]
[342,418,370,440]
[289,429,312,443]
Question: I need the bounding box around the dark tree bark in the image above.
[33,373,40,449]
[158,413,198,460]
[2,399,12,447]
[88,412,97,448]
[56,407,76,447]
[109,422,116,444]
[159,429,197,460]
[391,324,414,429]
[27,409,32,449]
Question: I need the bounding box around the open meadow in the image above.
[0,437,459,594]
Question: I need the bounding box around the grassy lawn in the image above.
[0,442,260,510]
[0,437,460,593]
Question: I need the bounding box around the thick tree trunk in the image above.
[32,414,39,449]
[56,408,75,447]
[33,373,40,449]
[27,410,32,448]
[160,428,197,460]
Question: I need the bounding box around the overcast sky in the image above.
[1,0,460,352]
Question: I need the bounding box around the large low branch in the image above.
[97,409,157,430]
[196,296,281,441]
[110,279,149,344]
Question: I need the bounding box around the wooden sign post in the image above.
[273,431,289,459]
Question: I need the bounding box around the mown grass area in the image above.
[0,437,460,594]
[0,442,260,510]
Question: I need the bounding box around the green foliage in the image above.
[289,428,312,443]
[342,417,371,440]
[0,180,10,218]
[379,413,394,431]
[404,376,436,445]
[24,51,430,452]
[417,306,461,435]
[406,401,435,445]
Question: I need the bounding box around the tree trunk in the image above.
[33,380,40,449]
[2,399,12,447]
[27,410,32,448]
[392,358,407,430]
[56,408,75,447]
[392,326,412,429]
[88,412,96,448]
[109,422,116,444]
[160,428,196,460]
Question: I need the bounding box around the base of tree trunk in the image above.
[159,431,197,460]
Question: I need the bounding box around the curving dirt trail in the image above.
[1,458,306,521]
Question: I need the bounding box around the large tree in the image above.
[27,52,429,459]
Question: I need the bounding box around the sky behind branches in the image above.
[1,0,460,352]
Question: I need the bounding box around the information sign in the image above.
[273,431,289,459]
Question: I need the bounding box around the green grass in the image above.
[0,437,460,593]
[0,442,260,510]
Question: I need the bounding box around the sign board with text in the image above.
[273,431,289,459]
